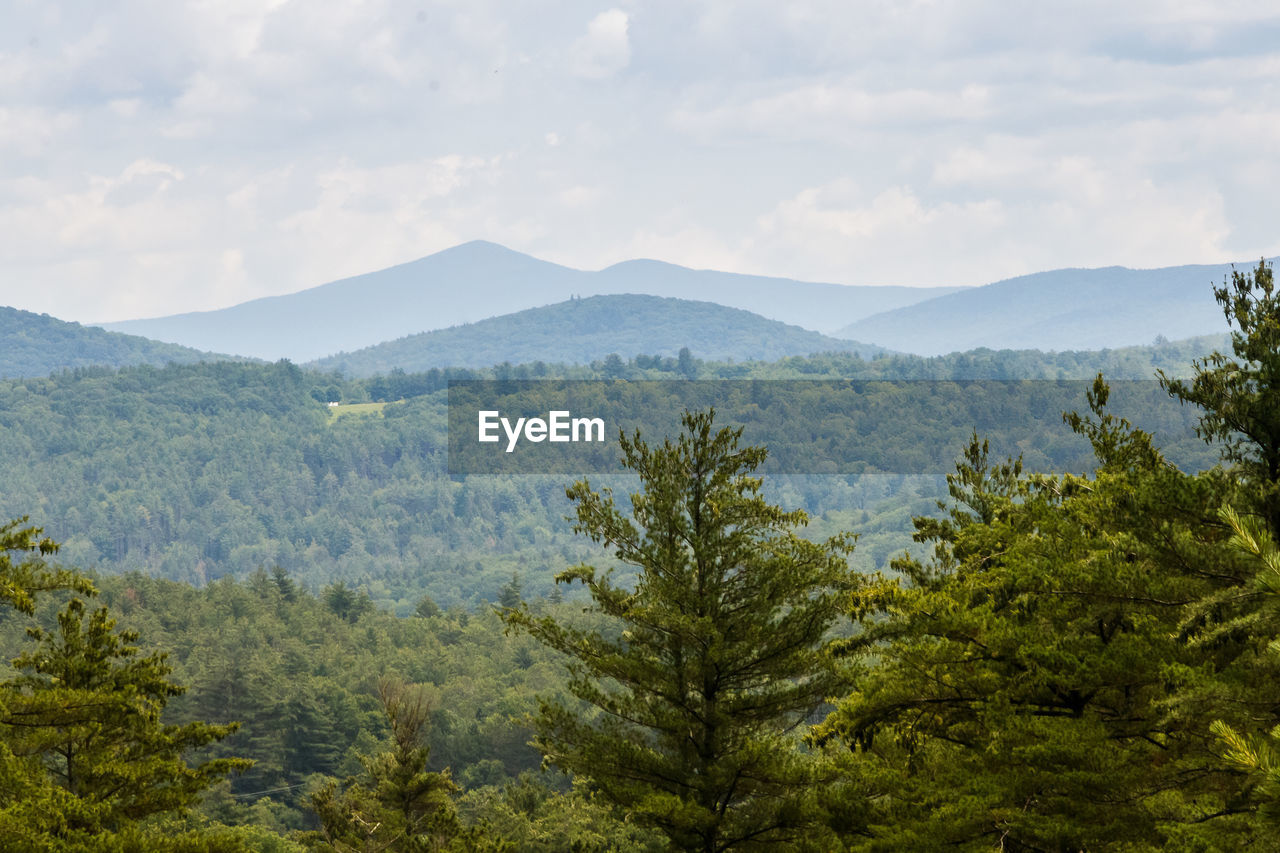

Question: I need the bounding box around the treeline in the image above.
[344,333,1226,401]
[0,361,595,609]
[0,339,1218,611]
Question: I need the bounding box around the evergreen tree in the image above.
[303,680,496,852]
[1157,258,1280,841]
[497,573,522,610]
[504,410,857,852]
[3,598,251,835]
[0,517,91,614]
[815,390,1260,850]
[677,347,696,379]
[0,521,254,850]
[1162,259,1280,536]
[323,582,372,623]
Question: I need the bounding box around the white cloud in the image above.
[571,9,631,79]
[672,81,993,142]
[0,153,507,321]
[557,185,602,208]
[1,0,1279,324]
[750,166,1233,288]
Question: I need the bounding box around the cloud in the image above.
[749,164,1233,287]
[0,153,508,322]
[671,81,993,142]
[571,9,631,79]
[1,0,1279,325]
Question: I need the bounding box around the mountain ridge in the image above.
[99,241,959,361]
[309,293,885,377]
[838,259,1276,355]
[0,306,238,379]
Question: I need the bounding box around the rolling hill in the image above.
[99,241,959,361]
[836,260,1270,356]
[310,294,883,376]
[0,306,232,378]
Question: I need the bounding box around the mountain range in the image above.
[312,294,884,376]
[98,242,1269,364]
[100,241,959,362]
[841,261,1267,355]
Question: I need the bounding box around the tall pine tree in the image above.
[504,410,858,852]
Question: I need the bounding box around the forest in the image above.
[1,262,1278,850]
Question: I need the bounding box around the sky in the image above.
[3,0,1280,323]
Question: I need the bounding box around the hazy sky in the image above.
[4,1,1280,322]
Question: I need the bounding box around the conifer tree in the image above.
[1162,259,1280,536]
[303,680,496,852]
[504,410,857,852]
[0,520,253,850]
[5,597,250,829]
[813,385,1265,849]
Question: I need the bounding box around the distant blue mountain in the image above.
[99,241,959,361]
[836,260,1274,356]
[311,294,885,376]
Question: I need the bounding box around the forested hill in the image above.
[0,305,230,378]
[311,294,886,377]
[0,360,593,610]
[0,336,1222,616]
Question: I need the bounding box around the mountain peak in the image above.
[436,239,524,258]
[101,244,956,361]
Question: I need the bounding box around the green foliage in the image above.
[815,408,1249,848]
[0,306,224,380]
[1162,260,1280,535]
[39,572,573,828]
[324,582,374,623]
[505,410,857,852]
[810,262,1280,849]
[1208,507,1280,826]
[0,517,90,615]
[0,523,256,851]
[497,574,522,610]
[0,337,1226,614]
[302,680,498,852]
[456,774,667,853]
[6,598,250,828]
[0,284,1261,850]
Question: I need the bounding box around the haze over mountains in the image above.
[95,241,1266,367]
[100,241,959,362]
[840,261,1271,356]
[312,294,885,376]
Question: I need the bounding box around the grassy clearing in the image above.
[327,401,388,420]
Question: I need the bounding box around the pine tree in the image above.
[0,516,91,614]
[0,520,253,850]
[3,598,251,835]
[504,410,857,852]
[815,393,1255,849]
[1161,258,1280,536]
[497,573,522,610]
[303,680,497,852]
